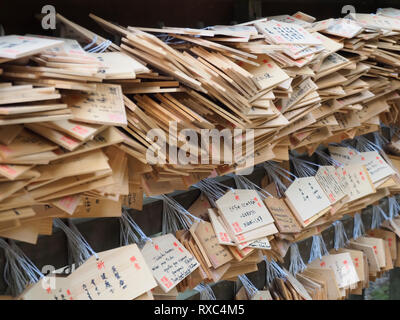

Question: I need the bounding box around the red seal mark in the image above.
[220,232,229,242]
[0,165,17,175]
[72,125,89,135]
[60,135,76,146]
[161,276,173,289]
[232,222,242,233]
[97,260,105,270]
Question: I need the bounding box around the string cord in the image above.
[388,197,400,220]
[120,207,152,247]
[238,274,258,299]
[194,283,216,300]
[194,178,230,207]
[263,161,297,196]
[264,256,287,289]
[333,220,349,250]
[231,174,272,199]
[291,156,320,177]
[315,149,343,167]
[160,195,202,234]
[289,243,307,275]
[0,239,44,296]
[53,218,98,265]
[353,213,365,239]
[308,234,328,263]
[355,135,383,152]
[371,205,389,229]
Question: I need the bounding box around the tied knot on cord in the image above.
[333,220,349,251]
[289,243,306,275]
[308,234,328,263]
[264,256,287,289]
[353,213,365,240]
[193,283,216,300]
[263,161,296,197]
[238,274,258,299]
[53,218,98,266]
[120,207,152,248]
[371,205,389,230]
[231,174,271,199]
[0,239,44,297]
[160,194,202,234]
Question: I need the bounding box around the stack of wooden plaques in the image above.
[86,12,400,175]
[3,8,400,300]
[0,34,151,244]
